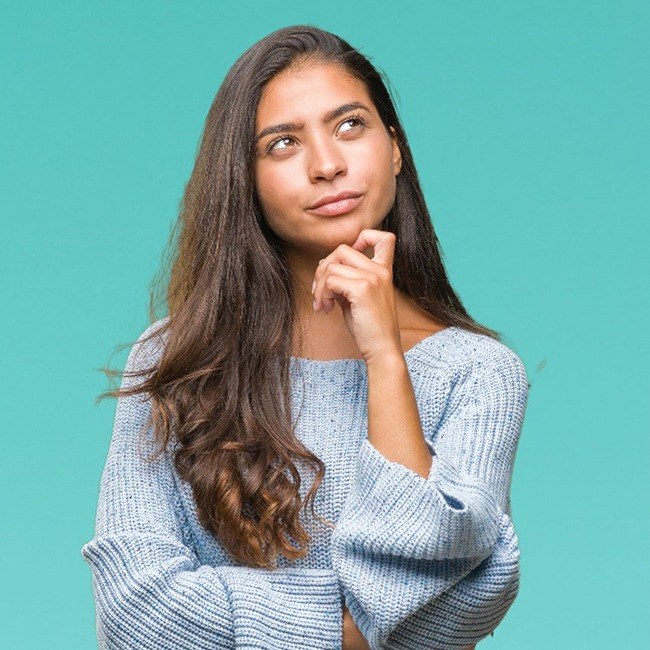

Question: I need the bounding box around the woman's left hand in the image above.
[311,229,402,365]
[342,606,371,650]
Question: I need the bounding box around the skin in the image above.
[253,61,475,650]
[254,60,447,357]
[253,61,400,275]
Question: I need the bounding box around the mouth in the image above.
[306,193,365,216]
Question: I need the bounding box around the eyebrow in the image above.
[256,101,372,143]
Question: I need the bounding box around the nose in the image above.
[307,136,347,182]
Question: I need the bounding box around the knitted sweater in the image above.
[81,318,529,649]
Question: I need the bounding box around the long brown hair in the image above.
[97,24,502,570]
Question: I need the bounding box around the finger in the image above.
[319,275,369,314]
[314,263,372,313]
[350,229,396,268]
[314,245,379,289]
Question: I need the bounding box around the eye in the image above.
[338,115,367,133]
[265,114,368,154]
[267,136,296,153]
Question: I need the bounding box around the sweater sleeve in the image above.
[330,346,528,649]
[81,322,343,650]
[382,513,520,649]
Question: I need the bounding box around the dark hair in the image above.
[98,24,502,569]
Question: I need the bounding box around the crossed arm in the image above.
[332,343,528,649]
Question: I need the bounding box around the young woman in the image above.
[81,25,529,650]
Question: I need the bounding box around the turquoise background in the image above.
[2,1,648,647]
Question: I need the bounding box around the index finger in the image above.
[350,229,396,268]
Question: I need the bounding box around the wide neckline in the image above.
[289,325,459,366]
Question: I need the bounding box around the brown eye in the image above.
[266,114,368,155]
[267,136,295,153]
[338,116,366,133]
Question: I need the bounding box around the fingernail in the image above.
[311,279,316,294]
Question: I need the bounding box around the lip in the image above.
[306,192,365,216]
[308,191,364,210]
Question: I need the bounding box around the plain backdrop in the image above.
[1,1,648,647]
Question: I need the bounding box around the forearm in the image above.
[365,353,433,480]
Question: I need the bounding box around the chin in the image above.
[323,223,367,246]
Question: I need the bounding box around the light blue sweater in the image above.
[81,318,529,649]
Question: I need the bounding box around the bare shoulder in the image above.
[396,295,527,385]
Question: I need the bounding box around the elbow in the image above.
[81,538,205,649]
[82,544,168,648]
[452,517,521,643]
[87,572,160,648]
[382,516,521,649]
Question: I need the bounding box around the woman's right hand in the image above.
[342,606,371,650]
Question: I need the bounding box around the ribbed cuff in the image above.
[219,567,343,649]
[354,438,501,559]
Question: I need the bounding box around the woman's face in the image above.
[253,62,402,260]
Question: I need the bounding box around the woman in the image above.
[81,25,529,649]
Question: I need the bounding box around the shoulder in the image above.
[127,316,171,370]
[412,326,530,402]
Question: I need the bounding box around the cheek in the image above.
[254,167,275,208]
[255,165,300,214]
[254,168,304,238]
[361,139,396,199]
[359,135,394,179]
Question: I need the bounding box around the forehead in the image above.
[256,63,372,125]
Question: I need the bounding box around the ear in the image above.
[389,126,402,176]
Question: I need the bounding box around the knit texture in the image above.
[81,319,529,649]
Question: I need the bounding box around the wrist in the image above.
[365,348,407,373]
